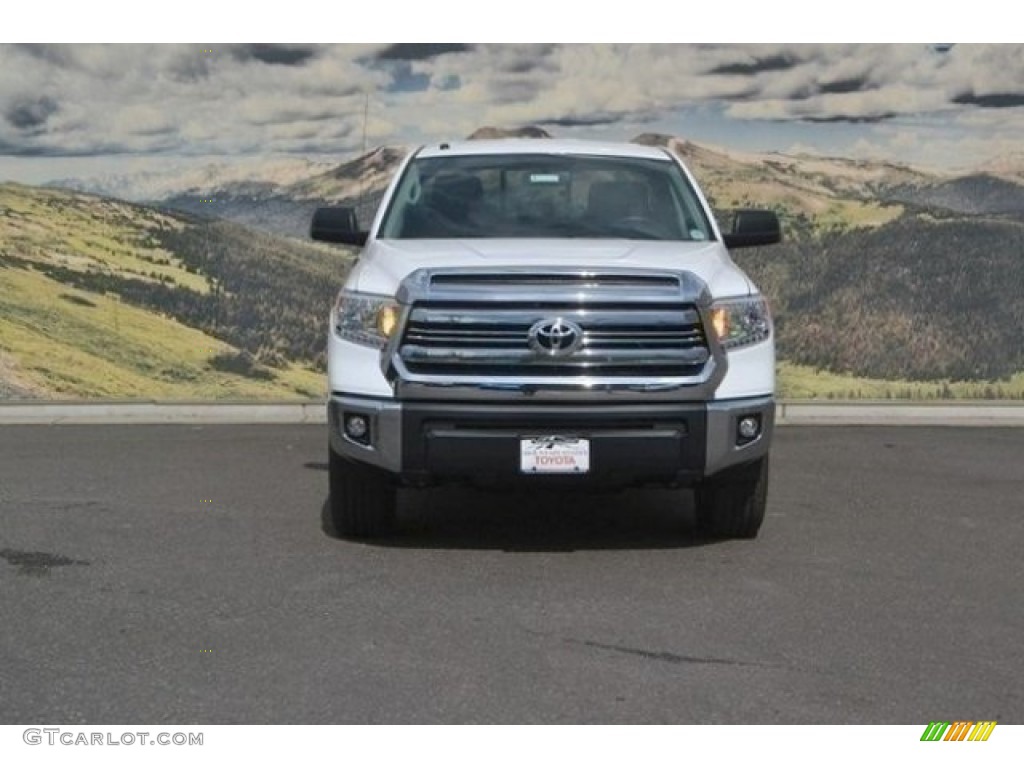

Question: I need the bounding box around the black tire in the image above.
[328,447,397,539]
[694,456,769,539]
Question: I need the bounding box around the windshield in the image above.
[378,153,714,241]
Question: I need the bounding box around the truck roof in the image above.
[415,138,674,161]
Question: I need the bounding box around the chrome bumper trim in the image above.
[393,358,722,402]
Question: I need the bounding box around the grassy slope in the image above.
[737,211,1024,383]
[699,157,906,232]
[0,184,208,292]
[714,158,1024,398]
[636,136,916,235]
[778,362,1024,401]
[0,183,326,399]
[0,247,324,400]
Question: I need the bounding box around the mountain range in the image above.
[48,126,1024,237]
[5,126,1022,399]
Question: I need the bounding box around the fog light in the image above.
[737,415,760,442]
[344,413,369,442]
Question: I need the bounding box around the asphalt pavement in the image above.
[1,424,1021,723]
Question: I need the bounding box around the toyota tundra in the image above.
[311,139,781,539]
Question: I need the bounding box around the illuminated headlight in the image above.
[331,291,400,349]
[708,296,771,350]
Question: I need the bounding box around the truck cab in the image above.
[312,139,781,539]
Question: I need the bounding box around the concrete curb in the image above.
[0,401,327,425]
[776,401,1024,427]
[1,400,1023,426]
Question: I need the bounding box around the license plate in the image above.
[520,437,590,474]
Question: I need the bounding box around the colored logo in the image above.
[920,721,996,741]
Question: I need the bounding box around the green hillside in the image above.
[778,362,1024,401]
[0,183,350,399]
[736,210,1024,387]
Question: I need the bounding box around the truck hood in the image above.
[347,239,755,299]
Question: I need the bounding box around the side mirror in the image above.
[723,209,782,249]
[310,207,368,246]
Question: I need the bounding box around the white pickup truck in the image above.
[311,139,781,539]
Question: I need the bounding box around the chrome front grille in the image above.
[398,304,709,377]
[389,267,720,400]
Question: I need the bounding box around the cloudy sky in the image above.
[1,42,1023,184]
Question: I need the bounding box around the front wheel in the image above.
[328,447,397,539]
[694,456,769,539]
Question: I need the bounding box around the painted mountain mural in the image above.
[3,130,1024,400]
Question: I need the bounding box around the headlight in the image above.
[708,296,771,350]
[331,291,400,349]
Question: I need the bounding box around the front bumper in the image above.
[329,393,773,486]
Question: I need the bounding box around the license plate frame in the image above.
[520,436,590,474]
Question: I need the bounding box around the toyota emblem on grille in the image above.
[528,318,583,357]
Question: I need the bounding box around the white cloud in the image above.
[1,43,1022,174]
